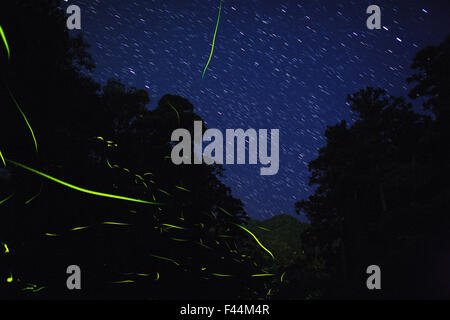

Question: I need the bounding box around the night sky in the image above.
[68,0,450,221]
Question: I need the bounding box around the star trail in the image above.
[70,0,450,220]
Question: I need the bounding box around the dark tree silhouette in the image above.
[296,36,450,299]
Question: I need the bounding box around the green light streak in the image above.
[175,185,190,192]
[211,273,232,277]
[251,273,275,277]
[25,183,43,204]
[150,254,180,266]
[202,1,222,79]
[112,280,135,284]
[71,226,90,231]
[0,150,6,167]
[198,241,212,250]
[161,223,185,230]
[218,207,233,216]
[44,233,59,237]
[22,284,44,292]
[6,159,162,205]
[171,237,188,242]
[234,224,275,260]
[281,272,286,283]
[167,102,180,124]
[22,286,35,291]
[0,24,10,60]
[3,242,9,254]
[0,192,14,205]
[136,273,150,277]
[6,273,13,283]
[102,222,131,226]
[158,189,171,196]
[8,90,38,153]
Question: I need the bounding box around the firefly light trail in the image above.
[150,254,180,266]
[202,0,222,79]
[0,192,14,205]
[8,90,38,153]
[161,223,185,230]
[168,102,180,124]
[0,24,10,60]
[71,226,90,231]
[25,183,43,204]
[0,150,6,167]
[102,222,131,226]
[175,186,190,192]
[6,159,163,205]
[234,224,275,261]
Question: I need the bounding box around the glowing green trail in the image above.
[211,273,232,277]
[102,222,131,226]
[8,90,38,153]
[6,159,163,205]
[218,207,233,217]
[136,273,150,277]
[175,185,190,192]
[71,226,90,231]
[21,284,43,292]
[234,224,275,260]
[0,193,14,205]
[202,0,222,79]
[158,189,171,196]
[168,102,180,124]
[0,24,10,60]
[112,280,135,284]
[22,286,35,291]
[150,254,180,266]
[0,150,6,167]
[161,223,185,230]
[25,183,43,204]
